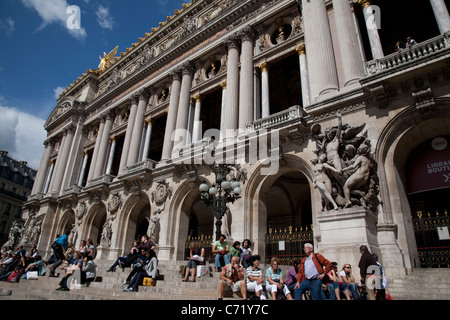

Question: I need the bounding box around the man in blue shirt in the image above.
[49,231,70,277]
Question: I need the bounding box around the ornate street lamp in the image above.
[199,164,242,241]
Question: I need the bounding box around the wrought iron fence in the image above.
[265,225,314,265]
[413,210,450,268]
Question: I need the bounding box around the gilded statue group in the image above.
[311,113,381,212]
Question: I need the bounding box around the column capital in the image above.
[239,25,255,42]
[225,33,241,51]
[146,117,152,125]
[220,81,227,90]
[296,44,306,55]
[169,69,182,82]
[358,0,372,9]
[193,94,202,102]
[181,61,195,76]
[258,61,269,72]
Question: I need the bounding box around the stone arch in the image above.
[115,192,151,255]
[165,178,209,260]
[83,202,107,246]
[375,102,450,270]
[56,209,75,240]
[244,154,316,258]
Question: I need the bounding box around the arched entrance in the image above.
[263,170,313,265]
[405,136,450,268]
[245,156,315,264]
[118,193,150,255]
[85,203,107,246]
[376,102,450,271]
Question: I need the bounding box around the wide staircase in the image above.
[0,259,449,300]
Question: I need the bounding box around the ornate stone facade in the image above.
[20,0,450,280]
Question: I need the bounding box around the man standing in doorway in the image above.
[294,243,332,300]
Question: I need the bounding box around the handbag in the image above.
[143,277,156,286]
[26,271,38,280]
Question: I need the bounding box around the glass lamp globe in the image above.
[209,186,217,195]
[233,186,242,195]
[221,180,231,190]
[199,182,209,192]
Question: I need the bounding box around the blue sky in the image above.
[0,0,187,169]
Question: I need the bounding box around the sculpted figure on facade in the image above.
[311,114,380,211]
[3,221,23,248]
[149,179,173,241]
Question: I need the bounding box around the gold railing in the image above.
[265,225,313,265]
[413,210,450,268]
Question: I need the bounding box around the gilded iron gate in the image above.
[413,210,450,268]
[265,225,314,265]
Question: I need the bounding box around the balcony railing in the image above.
[366,33,450,75]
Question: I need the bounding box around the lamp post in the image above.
[199,164,242,241]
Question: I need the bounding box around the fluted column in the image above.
[61,117,86,190]
[358,0,384,59]
[50,126,74,194]
[32,139,54,195]
[105,137,117,175]
[175,63,194,146]
[141,118,153,161]
[43,160,55,194]
[94,112,114,178]
[430,0,450,34]
[302,0,339,98]
[224,35,240,138]
[77,150,89,186]
[220,81,227,139]
[333,0,366,86]
[192,95,202,143]
[127,90,148,166]
[259,62,270,118]
[118,96,138,174]
[239,26,254,130]
[296,45,311,108]
[161,71,182,161]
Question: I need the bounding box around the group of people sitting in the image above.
[0,244,45,283]
[106,234,159,292]
[182,234,387,300]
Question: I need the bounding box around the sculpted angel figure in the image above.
[98,46,118,71]
[341,143,372,208]
[312,154,339,211]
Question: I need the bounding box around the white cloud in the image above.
[96,5,114,30]
[0,17,15,35]
[0,105,46,169]
[21,0,87,41]
[53,86,66,100]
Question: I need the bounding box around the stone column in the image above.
[259,61,270,118]
[224,35,240,138]
[87,120,105,182]
[61,117,86,190]
[430,0,450,34]
[254,69,261,120]
[43,160,55,194]
[105,137,116,175]
[239,26,254,130]
[127,90,148,166]
[359,0,384,60]
[118,96,138,174]
[192,95,202,143]
[77,150,89,186]
[302,0,339,98]
[175,63,194,146]
[50,126,74,194]
[333,0,366,86]
[296,45,311,108]
[32,139,54,195]
[220,81,227,139]
[141,118,153,161]
[161,71,182,161]
[94,112,114,178]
